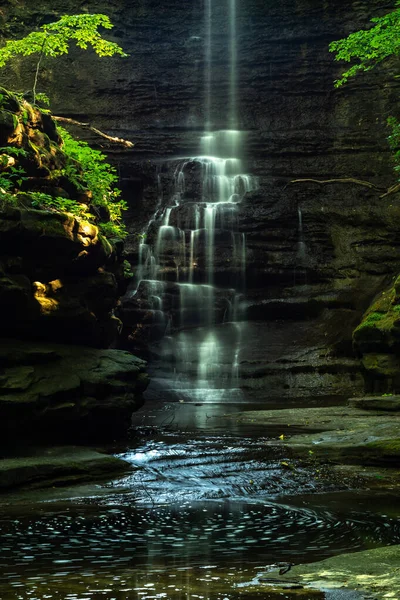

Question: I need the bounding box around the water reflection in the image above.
[1,406,399,599]
[0,496,400,599]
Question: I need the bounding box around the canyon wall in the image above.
[2,0,400,398]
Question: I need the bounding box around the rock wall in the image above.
[0,89,125,347]
[0,90,148,441]
[0,339,148,443]
[2,0,400,398]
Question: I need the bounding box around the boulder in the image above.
[0,338,149,443]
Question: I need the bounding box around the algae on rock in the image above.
[353,275,400,393]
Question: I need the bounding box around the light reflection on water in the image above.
[0,404,399,600]
[0,497,400,599]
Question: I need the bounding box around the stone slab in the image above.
[0,446,132,490]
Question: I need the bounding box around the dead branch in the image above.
[52,116,134,148]
[380,182,400,198]
[288,178,385,192]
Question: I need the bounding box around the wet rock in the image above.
[0,338,149,443]
[265,545,400,599]
[227,404,400,466]
[0,208,125,346]
[350,395,400,411]
[0,446,133,490]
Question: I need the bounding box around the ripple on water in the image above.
[0,500,399,599]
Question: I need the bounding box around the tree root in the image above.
[53,116,134,148]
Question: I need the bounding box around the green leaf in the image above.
[329,5,400,86]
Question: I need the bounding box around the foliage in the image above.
[29,192,91,219]
[0,128,128,239]
[0,14,128,102]
[35,92,50,106]
[99,220,128,239]
[0,14,127,66]
[57,126,128,237]
[57,126,118,204]
[0,146,28,192]
[329,1,400,87]
[122,259,134,279]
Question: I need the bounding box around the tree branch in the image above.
[52,116,134,148]
[380,183,400,198]
[33,35,47,105]
[288,178,386,192]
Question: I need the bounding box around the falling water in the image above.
[205,0,212,131]
[131,0,257,401]
[229,0,237,130]
[297,206,307,265]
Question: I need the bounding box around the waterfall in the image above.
[131,0,257,402]
[229,0,237,130]
[297,207,307,265]
[205,0,212,131]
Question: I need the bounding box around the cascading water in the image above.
[131,0,257,402]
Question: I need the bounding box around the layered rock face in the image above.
[2,0,400,399]
[0,339,148,443]
[0,91,148,441]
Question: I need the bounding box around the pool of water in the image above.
[0,401,399,600]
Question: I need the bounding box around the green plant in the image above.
[56,126,128,238]
[57,126,120,204]
[122,259,134,279]
[0,146,29,191]
[0,14,128,103]
[29,192,91,219]
[35,92,50,106]
[329,1,400,87]
[364,311,385,325]
[99,220,128,239]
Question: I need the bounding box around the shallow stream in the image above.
[0,401,399,600]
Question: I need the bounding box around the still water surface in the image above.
[0,401,399,600]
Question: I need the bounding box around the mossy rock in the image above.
[353,279,400,354]
[365,438,400,459]
[361,353,399,377]
[0,110,18,143]
[20,208,76,239]
[0,447,132,490]
[0,88,21,113]
[350,394,400,411]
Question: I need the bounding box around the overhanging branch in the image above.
[288,178,385,192]
[53,116,134,148]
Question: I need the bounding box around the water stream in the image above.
[129,0,257,402]
[1,404,400,600]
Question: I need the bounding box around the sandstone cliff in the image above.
[2,1,400,398]
[0,89,147,443]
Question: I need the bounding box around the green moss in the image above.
[0,109,18,133]
[363,311,385,325]
[354,280,400,344]
[365,439,400,456]
[361,353,399,376]
[0,96,127,241]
